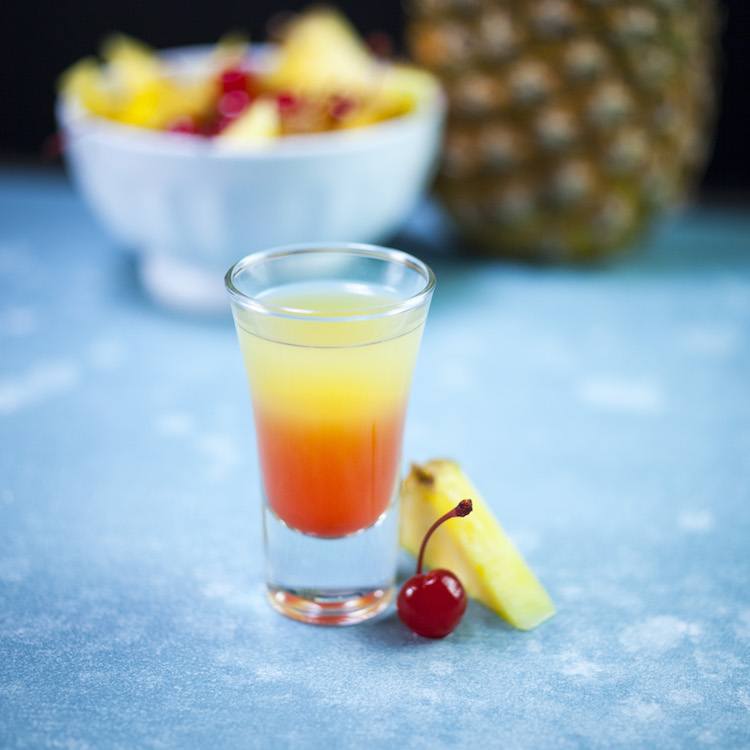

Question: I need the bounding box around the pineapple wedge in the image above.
[400,460,555,630]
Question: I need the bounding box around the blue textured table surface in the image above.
[1,167,749,749]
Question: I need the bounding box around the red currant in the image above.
[397,499,473,638]
[167,116,201,135]
[328,94,356,121]
[276,91,300,113]
[197,113,231,136]
[219,68,249,93]
[218,90,251,120]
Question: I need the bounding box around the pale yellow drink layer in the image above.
[233,283,427,422]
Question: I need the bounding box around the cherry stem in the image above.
[416,499,473,575]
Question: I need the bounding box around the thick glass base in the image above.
[263,496,399,626]
[267,585,393,626]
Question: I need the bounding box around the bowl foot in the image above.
[139,255,227,314]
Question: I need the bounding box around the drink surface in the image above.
[235,280,426,537]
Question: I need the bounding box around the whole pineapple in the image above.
[407,0,717,261]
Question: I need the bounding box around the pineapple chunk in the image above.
[400,460,555,630]
[60,35,214,129]
[59,58,115,118]
[217,98,280,147]
[101,35,196,129]
[341,64,439,128]
[213,32,250,68]
[379,64,439,109]
[116,81,174,128]
[267,8,377,95]
[102,34,162,93]
[116,79,214,130]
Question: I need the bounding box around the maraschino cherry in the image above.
[397,499,473,638]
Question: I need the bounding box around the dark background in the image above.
[2,0,748,193]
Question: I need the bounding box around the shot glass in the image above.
[226,243,435,625]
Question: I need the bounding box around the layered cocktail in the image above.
[226,245,434,625]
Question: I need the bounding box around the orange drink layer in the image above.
[254,405,405,537]
[234,283,427,538]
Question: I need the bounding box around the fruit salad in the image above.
[59,9,438,147]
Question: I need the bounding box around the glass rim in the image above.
[225,242,436,322]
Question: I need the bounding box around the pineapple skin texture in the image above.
[400,460,555,630]
[407,0,718,261]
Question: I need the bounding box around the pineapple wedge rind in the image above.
[400,459,555,630]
